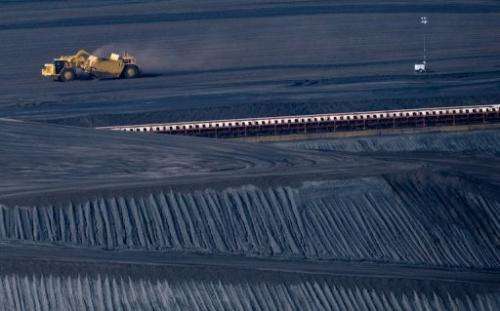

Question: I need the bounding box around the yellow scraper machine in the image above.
[41,49,140,82]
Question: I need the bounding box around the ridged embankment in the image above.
[0,273,500,311]
[1,171,498,268]
[276,129,500,153]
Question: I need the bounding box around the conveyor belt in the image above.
[97,104,500,138]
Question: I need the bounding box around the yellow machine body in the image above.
[41,49,139,81]
[41,63,56,77]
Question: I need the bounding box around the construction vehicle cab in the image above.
[41,60,76,81]
[41,49,140,82]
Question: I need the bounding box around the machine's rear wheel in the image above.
[122,65,139,79]
[59,69,75,82]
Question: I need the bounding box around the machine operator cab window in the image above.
[53,60,67,74]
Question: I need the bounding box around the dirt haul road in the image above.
[0,1,499,127]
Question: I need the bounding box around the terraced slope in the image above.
[1,1,499,309]
[0,119,499,308]
[1,120,499,269]
[1,171,499,268]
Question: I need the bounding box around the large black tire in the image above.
[59,69,76,82]
[122,65,139,79]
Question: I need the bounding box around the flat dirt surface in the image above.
[0,0,499,126]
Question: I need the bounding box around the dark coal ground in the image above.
[1,1,500,310]
[0,0,499,126]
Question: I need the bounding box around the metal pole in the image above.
[420,16,428,67]
[423,34,426,63]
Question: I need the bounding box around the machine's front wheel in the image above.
[122,65,139,79]
[59,69,76,82]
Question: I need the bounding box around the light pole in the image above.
[414,16,429,73]
[421,16,428,65]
